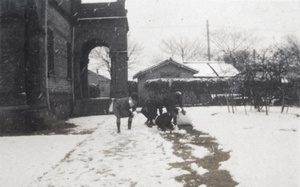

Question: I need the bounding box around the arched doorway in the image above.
[88,46,111,98]
[80,39,110,98]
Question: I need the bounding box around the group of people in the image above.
[112,91,185,133]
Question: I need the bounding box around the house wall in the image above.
[88,72,111,97]
[137,63,194,102]
[99,80,110,97]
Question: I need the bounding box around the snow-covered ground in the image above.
[0,106,299,187]
[188,106,300,187]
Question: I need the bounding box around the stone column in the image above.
[0,17,27,106]
[110,51,128,98]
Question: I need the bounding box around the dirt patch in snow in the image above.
[161,127,238,187]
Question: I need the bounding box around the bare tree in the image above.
[88,37,144,78]
[280,35,300,107]
[281,35,300,70]
[210,28,256,53]
[149,53,166,65]
[210,28,257,68]
[89,46,111,77]
[159,36,205,62]
[128,39,144,69]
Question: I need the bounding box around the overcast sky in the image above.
[82,0,300,77]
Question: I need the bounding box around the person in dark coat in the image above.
[141,99,163,127]
[162,91,186,126]
[113,93,139,133]
[155,110,178,132]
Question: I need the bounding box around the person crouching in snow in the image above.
[113,93,139,133]
[163,91,186,126]
[155,108,179,132]
[141,99,163,127]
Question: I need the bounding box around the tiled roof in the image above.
[184,61,239,78]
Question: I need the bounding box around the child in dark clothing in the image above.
[155,108,179,132]
[162,91,186,126]
[141,99,163,127]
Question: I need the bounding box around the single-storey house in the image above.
[133,58,240,105]
[133,58,198,101]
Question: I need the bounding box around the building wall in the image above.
[0,0,41,106]
[88,71,111,97]
[99,79,111,97]
[46,0,73,119]
[0,0,74,131]
[0,0,128,132]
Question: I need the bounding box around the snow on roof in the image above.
[209,62,239,77]
[133,58,198,79]
[185,63,216,77]
[145,77,224,84]
[184,61,239,78]
[88,70,111,80]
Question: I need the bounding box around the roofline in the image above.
[183,61,226,64]
[88,70,111,80]
[133,58,198,79]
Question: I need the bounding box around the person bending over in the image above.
[163,91,186,126]
[113,93,139,133]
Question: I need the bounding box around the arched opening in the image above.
[80,39,110,98]
[88,46,111,98]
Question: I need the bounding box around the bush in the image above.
[89,84,100,98]
[143,78,231,105]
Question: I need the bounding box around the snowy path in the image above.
[30,115,185,187]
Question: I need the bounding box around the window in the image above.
[47,29,54,76]
[67,42,72,79]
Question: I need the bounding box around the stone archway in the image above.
[74,1,128,99]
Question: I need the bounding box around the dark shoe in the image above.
[117,122,121,133]
[128,122,132,130]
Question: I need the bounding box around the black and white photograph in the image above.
[0,0,299,186]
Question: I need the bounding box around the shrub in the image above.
[89,83,100,98]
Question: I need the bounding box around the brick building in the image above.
[0,0,128,132]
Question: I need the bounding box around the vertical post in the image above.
[206,20,211,61]
[0,2,1,64]
[71,26,75,105]
[44,0,50,110]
